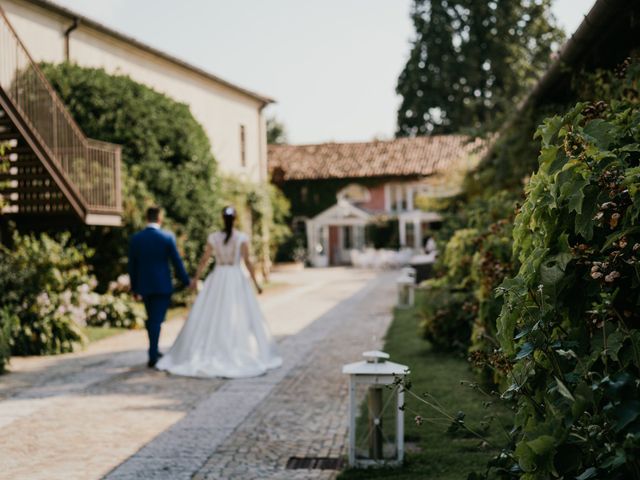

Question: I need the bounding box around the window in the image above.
[406,221,415,247]
[343,226,353,249]
[240,125,246,167]
[337,183,371,205]
[390,184,408,212]
[354,225,365,249]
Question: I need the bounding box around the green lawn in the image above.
[82,326,128,343]
[338,291,513,480]
[167,306,189,321]
[83,306,187,344]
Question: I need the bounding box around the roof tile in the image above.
[268,135,485,181]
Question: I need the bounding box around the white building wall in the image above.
[0,0,268,182]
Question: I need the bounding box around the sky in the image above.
[49,0,597,145]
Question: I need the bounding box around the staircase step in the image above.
[3,164,48,171]
[7,161,43,168]
[4,200,67,209]
[0,173,52,181]
[0,131,23,141]
[0,185,63,198]
[5,148,37,155]
[0,13,121,226]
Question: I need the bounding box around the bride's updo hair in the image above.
[222,206,236,244]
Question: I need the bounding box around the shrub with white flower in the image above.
[0,232,92,356]
[85,277,144,330]
[0,233,145,363]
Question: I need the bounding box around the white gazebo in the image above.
[397,210,442,250]
[305,199,370,267]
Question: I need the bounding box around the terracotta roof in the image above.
[17,0,274,105]
[268,135,485,181]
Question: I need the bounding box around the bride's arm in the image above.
[190,243,213,290]
[241,241,263,294]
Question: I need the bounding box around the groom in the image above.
[128,206,190,367]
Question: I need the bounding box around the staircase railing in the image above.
[0,8,121,214]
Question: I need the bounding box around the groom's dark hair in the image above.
[146,206,162,223]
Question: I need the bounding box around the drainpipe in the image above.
[258,102,269,183]
[64,18,79,62]
[258,101,271,280]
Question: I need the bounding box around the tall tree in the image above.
[266,117,288,144]
[396,0,563,136]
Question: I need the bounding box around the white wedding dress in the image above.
[157,230,282,378]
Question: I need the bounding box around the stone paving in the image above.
[194,272,395,480]
[0,267,397,480]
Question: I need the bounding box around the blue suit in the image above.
[128,226,190,363]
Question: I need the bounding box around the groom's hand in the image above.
[132,293,142,302]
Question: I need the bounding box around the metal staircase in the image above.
[0,7,121,226]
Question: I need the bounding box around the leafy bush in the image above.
[442,228,480,287]
[85,293,144,329]
[417,194,519,373]
[0,233,144,367]
[466,218,516,385]
[275,230,307,263]
[492,72,640,479]
[0,232,91,356]
[0,307,11,374]
[419,229,480,353]
[219,175,292,269]
[0,142,10,372]
[418,279,477,354]
[40,63,221,284]
[85,275,144,329]
[365,218,400,249]
[268,183,293,261]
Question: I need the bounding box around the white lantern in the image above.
[342,351,410,468]
[400,266,416,280]
[396,274,415,308]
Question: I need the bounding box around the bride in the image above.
[157,206,282,378]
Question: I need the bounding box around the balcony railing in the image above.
[0,7,121,216]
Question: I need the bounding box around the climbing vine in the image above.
[419,191,519,370]
[220,176,291,276]
[489,60,640,479]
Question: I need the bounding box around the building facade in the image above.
[269,136,485,266]
[0,0,272,183]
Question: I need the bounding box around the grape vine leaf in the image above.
[561,176,589,214]
[576,467,598,480]
[540,252,572,289]
[612,399,640,432]
[535,115,564,146]
[526,435,555,456]
[583,119,616,150]
[515,342,534,360]
[575,186,599,240]
[555,376,575,402]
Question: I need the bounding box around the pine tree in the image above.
[396,0,563,136]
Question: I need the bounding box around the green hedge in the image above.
[41,63,221,284]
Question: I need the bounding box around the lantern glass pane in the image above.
[354,381,400,463]
[398,284,410,306]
